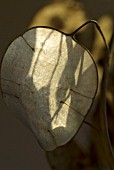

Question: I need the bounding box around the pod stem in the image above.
[71,20,114,169]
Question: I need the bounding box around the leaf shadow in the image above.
[21,27,97,150]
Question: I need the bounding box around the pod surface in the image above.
[1,27,98,151]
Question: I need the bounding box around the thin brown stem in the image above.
[100,33,114,169]
[71,20,114,169]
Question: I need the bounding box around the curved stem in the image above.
[71,20,114,169]
[100,31,114,169]
[71,20,108,50]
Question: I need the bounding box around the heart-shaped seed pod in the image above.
[0,27,98,151]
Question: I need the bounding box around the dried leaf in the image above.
[1,27,98,151]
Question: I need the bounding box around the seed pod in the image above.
[0,27,98,151]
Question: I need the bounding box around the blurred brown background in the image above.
[0,0,114,169]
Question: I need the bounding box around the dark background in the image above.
[0,0,114,169]
[0,0,51,170]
